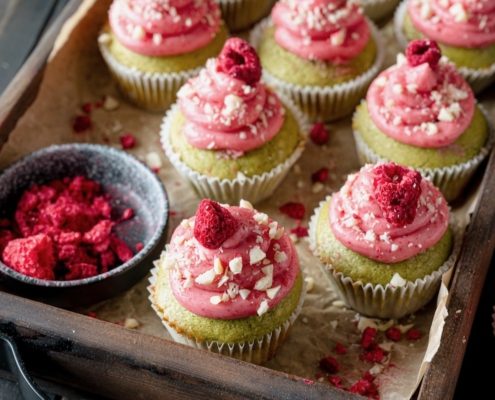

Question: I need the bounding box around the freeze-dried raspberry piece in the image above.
[0,230,16,253]
[56,231,82,245]
[2,234,55,280]
[100,250,116,272]
[72,115,92,133]
[121,208,134,221]
[290,226,309,238]
[334,343,348,355]
[328,375,343,388]
[361,327,377,350]
[373,163,422,226]
[83,220,114,244]
[217,38,261,86]
[65,262,98,280]
[309,123,329,145]
[406,39,441,68]
[193,200,239,249]
[279,202,305,220]
[120,133,137,150]
[385,327,402,342]
[406,328,422,341]
[111,235,133,262]
[349,375,379,399]
[68,176,101,202]
[319,355,340,374]
[361,345,385,364]
[312,167,329,183]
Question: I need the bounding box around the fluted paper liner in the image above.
[309,197,462,319]
[98,35,201,111]
[219,0,275,32]
[394,0,495,93]
[361,0,400,22]
[250,18,386,121]
[353,104,495,202]
[147,259,306,364]
[160,94,309,204]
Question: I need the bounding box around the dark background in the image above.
[0,0,493,398]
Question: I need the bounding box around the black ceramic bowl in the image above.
[0,144,168,308]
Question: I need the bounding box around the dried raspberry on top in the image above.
[217,38,262,86]
[193,199,239,249]
[373,163,422,226]
[406,39,441,68]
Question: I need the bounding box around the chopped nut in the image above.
[229,257,243,274]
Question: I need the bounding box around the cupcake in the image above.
[360,0,400,22]
[161,38,308,204]
[149,199,305,363]
[310,163,457,319]
[395,0,495,92]
[251,0,385,121]
[98,0,228,111]
[353,40,493,201]
[218,0,275,32]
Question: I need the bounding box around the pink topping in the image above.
[108,0,221,56]
[168,204,300,319]
[177,52,285,153]
[367,50,475,148]
[408,0,495,48]
[330,164,449,263]
[271,0,370,63]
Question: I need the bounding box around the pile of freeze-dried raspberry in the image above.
[0,176,135,280]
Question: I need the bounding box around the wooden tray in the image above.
[0,1,494,399]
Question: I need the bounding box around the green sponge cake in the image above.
[150,199,305,363]
[168,105,302,180]
[99,0,228,110]
[310,163,454,318]
[251,0,383,121]
[314,200,453,286]
[353,102,489,169]
[258,26,378,87]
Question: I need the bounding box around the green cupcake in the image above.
[161,38,307,205]
[98,0,228,110]
[394,0,495,92]
[309,163,456,319]
[218,0,275,32]
[149,199,305,363]
[251,0,384,121]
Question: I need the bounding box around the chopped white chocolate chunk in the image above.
[257,300,269,316]
[213,257,224,275]
[124,318,140,329]
[390,273,407,287]
[228,257,243,274]
[254,212,269,225]
[249,246,266,265]
[266,285,281,299]
[274,251,288,263]
[239,289,251,300]
[239,199,253,209]
[132,26,145,40]
[254,274,273,291]
[210,295,222,305]
[195,269,216,285]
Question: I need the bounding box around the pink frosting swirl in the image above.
[167,206,300,319]
[329,164,449,263]
[109,0,221,56]
[408,0,495,48]
[367,56,475,148]
[271,0,370,63]
[177,59,285,153]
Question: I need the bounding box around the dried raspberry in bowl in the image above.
[0,176,136,281]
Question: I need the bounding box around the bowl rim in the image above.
[0,143,169,288]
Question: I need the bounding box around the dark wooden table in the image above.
[0,1,493,398]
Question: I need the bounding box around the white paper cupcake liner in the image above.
[309,197,462,319]
[352,104,495,202]
[250,18,385,122]
[160,93,309,204]
[147,261,306,364]
[218,0,275,32]
[360,0,400,22]
[98,36,201,111]
[394,0,495,93]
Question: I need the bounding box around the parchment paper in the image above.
[0,1,493,398]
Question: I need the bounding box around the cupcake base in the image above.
[250,18,385,122]
[160,95,308,204]
[218,0,275,32]
[394,0,495,94]
[353,105,495,202]
[309,197,461,319]
[148,264,306,364]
